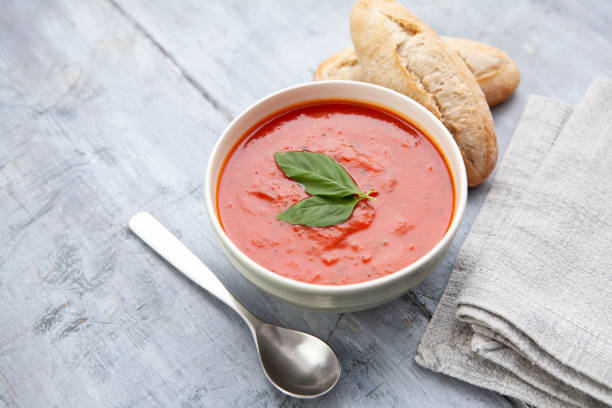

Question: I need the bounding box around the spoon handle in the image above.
[128,212,260,330]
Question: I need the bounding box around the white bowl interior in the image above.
[205,81,467,299]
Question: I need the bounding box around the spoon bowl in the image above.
[256,324,341,398]
[128,212,341,398]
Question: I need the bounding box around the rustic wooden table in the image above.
[1,1,610,406]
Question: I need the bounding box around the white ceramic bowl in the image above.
[205,81,467,312]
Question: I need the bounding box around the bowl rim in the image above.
[205,80,468,295]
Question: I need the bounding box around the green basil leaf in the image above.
[276,195,362,227]
[274,151,361,197]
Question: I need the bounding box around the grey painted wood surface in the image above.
[0,0,610,407]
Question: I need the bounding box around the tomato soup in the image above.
[217,101,454,285]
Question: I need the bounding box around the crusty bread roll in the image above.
[314,37,520,107]
[444,37,520,107]
[315,47,362,82]
[350,0,498,186]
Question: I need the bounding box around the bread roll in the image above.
[444,37,520,107]
[314,37,520,107]
[315,47,362,81]
[350,0,498,186]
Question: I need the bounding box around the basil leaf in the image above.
[273,151,377,227]
[274,151,361,197]
[276,195,362,227]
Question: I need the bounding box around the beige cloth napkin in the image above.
[416,78,612,408]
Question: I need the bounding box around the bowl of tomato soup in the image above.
[205,81,467,312]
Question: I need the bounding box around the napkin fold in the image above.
[416,78,612,408]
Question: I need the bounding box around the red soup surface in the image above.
[217,101,454,285]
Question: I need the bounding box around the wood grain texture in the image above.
[0,0,610,407]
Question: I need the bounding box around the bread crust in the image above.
[314,37,520,108]
[350,0,497,186]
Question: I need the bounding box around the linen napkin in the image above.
[416,77,612,408]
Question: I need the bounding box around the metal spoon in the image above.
[128,212,341,399]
